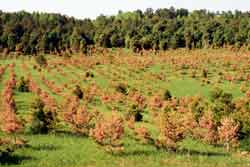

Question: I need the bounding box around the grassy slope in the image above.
[0,52,250,167]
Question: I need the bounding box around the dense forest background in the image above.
[0,7,250,55]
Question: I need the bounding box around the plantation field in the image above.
[1,49,250,167]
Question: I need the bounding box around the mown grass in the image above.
[1,134,250,167]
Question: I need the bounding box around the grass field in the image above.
[1,49,250,167]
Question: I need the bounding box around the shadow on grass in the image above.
[116,149,159,157]
[176,148,229,157]
[28,144,59,151]
[54,130,88,138]
[116,148,229,157]
[0,154,33,165]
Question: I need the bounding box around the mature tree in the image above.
[0,8,250,54]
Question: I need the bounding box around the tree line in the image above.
[0,8,250,55]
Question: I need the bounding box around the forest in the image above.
[0,7,250,55]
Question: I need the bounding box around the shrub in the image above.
[72,85,84,99]
[16,76,29,92]
[191,70,196,78]
[90,112,124,153]
[134,126,153,144]
[28,98,56,134]
[64,103,94,136]
[0,137,27,162]
[218,117,239,151]
[164,89,172,100]
[210,88,235,122]
[63,96,80,122]
[85,71,94,78]
[188,95,206,119]
[231,102,250,138]
[210,87,223,102]
[126,104,143,122]
[202,68,208,78]
[35,54,47,67]
[115,83,129,95]
[70,107,94,135]
[0,139,14,161]
[240,82,248,93]
[196,110,218,144]
[155,112,184,151]
[149,95,164,110]
[1,110,23,137]
[238,121,250,139]
[127,117,135,130]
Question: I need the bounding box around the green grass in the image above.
[167,77,243,98]
[1,51,250,167]
[2,134,250,167]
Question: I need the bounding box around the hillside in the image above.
[1,49,250,166]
